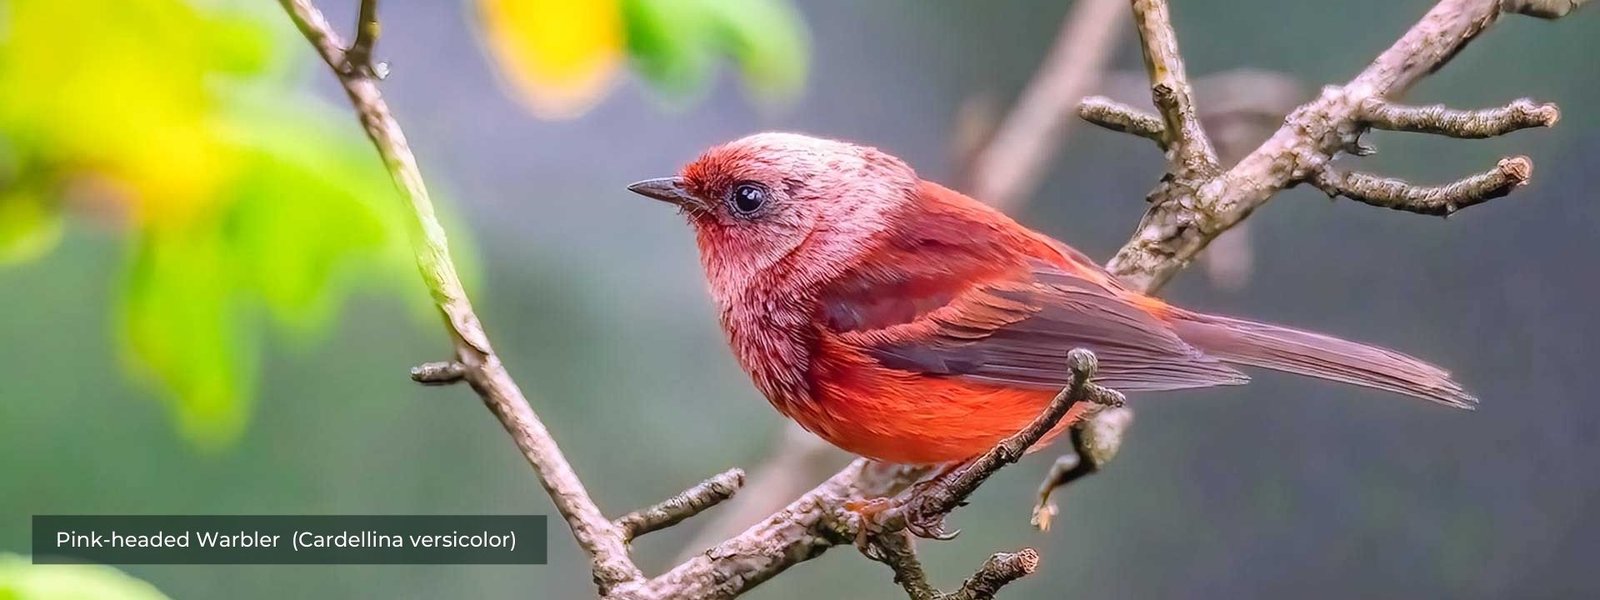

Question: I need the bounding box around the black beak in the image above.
[627,177,696,206]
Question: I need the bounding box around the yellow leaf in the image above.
[0,189,63,265]
[0,0,246,226]
[477,0,624,118]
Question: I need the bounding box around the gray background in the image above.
[3,0,1598,598]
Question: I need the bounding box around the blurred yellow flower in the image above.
[476,0,625,118]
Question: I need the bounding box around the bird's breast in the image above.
[718,286,819,412]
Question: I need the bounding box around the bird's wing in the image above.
[818,242,1248,393]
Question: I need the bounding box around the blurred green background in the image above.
[2,0,1598,598]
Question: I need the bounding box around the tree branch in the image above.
[876,350,1124,540]
[1078,96,1166,146]
[409,360,466,385]
[1030,405,1134,531]
[282,0,1584,597]
[1359,98,1558,138]
[649,1,1579,597]
[1131,0,1218,174]
[617,469,746,543]
[1505,0,1587,17]
[341,0,382,77]
[280,1,737,596]
[1103,0,1581,293]
[869,530,1040,600]
[672,422,846,563]
[1311,156,1532,215]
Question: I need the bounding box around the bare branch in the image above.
[1131,0,1219,173]
[869,531,1040,600]
[618,469,746,543]
[341,0,383,77]
[869,531,939,599]
[1504,0,1589,18]
[946,549,1042,600]
[1359,98,1558,138]
[1311,156,1532,215]
[410,361,465,385]
[880,349,1125,540]
[284,0,1583,597]
[633,2,1579,597]
[673,424,846,562]
[1030,406,1134,531]
[1106,0,1579,293]
[640,461,932,599]
[1078,96,1166,146]
[278,0,645,592]
[964,0,1128,208]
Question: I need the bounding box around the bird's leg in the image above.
[896,458,975,540]
[841,496,893,551]
[843,459,972,547]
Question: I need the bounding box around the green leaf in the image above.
[121,223,256,450]
[0,554,171,600]
[702,0,809,102]
[619,0,809,103]
[216,84,412,332]
[621,0,717,96]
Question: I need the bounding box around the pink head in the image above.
[629,132,919,300]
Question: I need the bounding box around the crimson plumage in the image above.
[630,132,1474,464]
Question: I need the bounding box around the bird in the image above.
[628,132,1475,467]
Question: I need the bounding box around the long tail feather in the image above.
[1170,312,1477,409]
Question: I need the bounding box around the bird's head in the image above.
[629,132,918,293]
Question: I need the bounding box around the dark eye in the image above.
[730,183,767,216]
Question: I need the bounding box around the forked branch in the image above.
[872,349,1124,541]
[278,1,744,597]
[281,0,1586,597]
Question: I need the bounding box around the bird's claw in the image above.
[901,494,962,540]
[843,497,894,553]
[845,493,963,550]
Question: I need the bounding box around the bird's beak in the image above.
[627,177,697,207]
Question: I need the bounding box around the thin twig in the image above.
[1311,156,1532,215]
[1104,0,1579,293]
[869,531,939,599]
[1359,98,1558,138]
[342,0,381,77]
[879,350,1125,540]
[1031,406,1134,531]
[410,361,466,385]
[277,0,645,592]
[280,0,1585,597]
[640,461,933,599]
[964,0,1128,209]
[617,469,746,543]
[1130,0,1218,174]
[673,423,845,562]
[649,1,1579,596]
[1078,96,1166,146]
[1505,0,1587,17]
[945,550,1042,600]
[869,530,1040,600]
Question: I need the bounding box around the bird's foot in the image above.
[842,484,960,551]
[842,496,893,553]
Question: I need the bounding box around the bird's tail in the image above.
[1169,311,1477,409]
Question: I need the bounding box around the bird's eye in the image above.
[730,183,767,216]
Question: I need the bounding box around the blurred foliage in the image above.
[0,555,170,600]
[0,0,813,449]
[479,0,808,117]
[0,0,416,448]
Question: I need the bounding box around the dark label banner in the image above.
[31,515,547,565]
